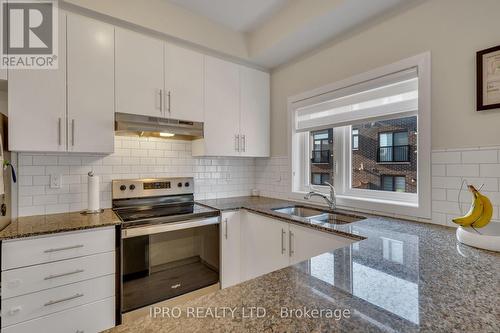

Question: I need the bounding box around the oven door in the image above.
[121,216,220,313]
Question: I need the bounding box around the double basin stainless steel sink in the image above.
[271,205,365,225]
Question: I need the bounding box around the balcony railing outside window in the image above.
[311,150,330,164]
[377,145,410,162]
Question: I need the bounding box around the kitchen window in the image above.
[290,53,431,218]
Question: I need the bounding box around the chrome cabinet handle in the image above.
[71,119,75,146]
[167,91,171,113]
[44,269,84,280]
[44,293,83,306]
[235,135,240,152]
[44,244,84,253]
[281,229,286,254]
[159,89,163,113]
[58,118,62,146]
[289,231,294,257]
[224,218,228,239]
[241,135,246,152]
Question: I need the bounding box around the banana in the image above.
[471,192,493,228]
[452,188,484,227]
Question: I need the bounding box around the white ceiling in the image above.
[168,0,287,32]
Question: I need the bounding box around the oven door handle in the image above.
[121,216,220,238]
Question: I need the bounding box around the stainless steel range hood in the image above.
[115,112,203,139]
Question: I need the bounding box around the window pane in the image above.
[310,129,334,186]
[379,133,392,147]
[352,135,359,149]
[395,177,406,192]
[394,132,408,146]
[382,176,393,191]
[351,116,417,193]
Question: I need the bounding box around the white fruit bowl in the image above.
[456,223,500,252]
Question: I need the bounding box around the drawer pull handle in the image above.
[44,269,84,280]
[44,244,84,253]
[44,293,84,306]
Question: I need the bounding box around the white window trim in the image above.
[288,52,431,219]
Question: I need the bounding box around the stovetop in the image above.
[114,201,219,229]
[115,202,217,223]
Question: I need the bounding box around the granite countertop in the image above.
[0,209,121,240]
[110,196,500,332]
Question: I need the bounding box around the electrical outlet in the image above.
[50,174,61,189]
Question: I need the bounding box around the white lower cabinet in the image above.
[221,210,355,287]
[220,211,241,288]
[240,211,290,282]
[2,297,115,333]
[288,224,354,265]
[1,227,116,332]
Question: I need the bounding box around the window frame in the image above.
[289,52,431,219]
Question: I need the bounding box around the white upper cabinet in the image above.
[67,15,114,153]
[192,58,270,157]
[240,66,270,157]
[8,12,67,152]
[115,28,164,118]
[164,43,204,122]
[193,56,240,156]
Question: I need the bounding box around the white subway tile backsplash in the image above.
[17,136,256,216]
[461,150,498,164]
[479,164,500,177]
[431,151,461,164]
[445,164,479,177]
[17,141,500,227]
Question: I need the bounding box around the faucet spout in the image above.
[304,182,336,210]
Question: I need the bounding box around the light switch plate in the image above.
[50,174,61,189]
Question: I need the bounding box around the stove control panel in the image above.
[112,178,194,199]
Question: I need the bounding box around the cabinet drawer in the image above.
[2,227,115,270]
[2,251,115,299]
[2,297,115,333]
[1,274,115,327]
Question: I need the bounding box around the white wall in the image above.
[270,0,500,156]
[17,136,256,216]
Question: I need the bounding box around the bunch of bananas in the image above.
[452,185,493,228]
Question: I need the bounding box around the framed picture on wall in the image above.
[477,45,500,111]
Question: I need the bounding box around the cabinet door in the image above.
[7,13,66,152]
[289,224,354,265]
[240,211,289,281]
[115,28,164,118]
[165,43,204,122]
[201,56,240,156]
[221,211,241,288]
[240,66,270,157]
[67,14,114,153]
[0,68,6,80]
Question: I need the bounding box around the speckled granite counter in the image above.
[109,196,499,332]
[0,209,121,240]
